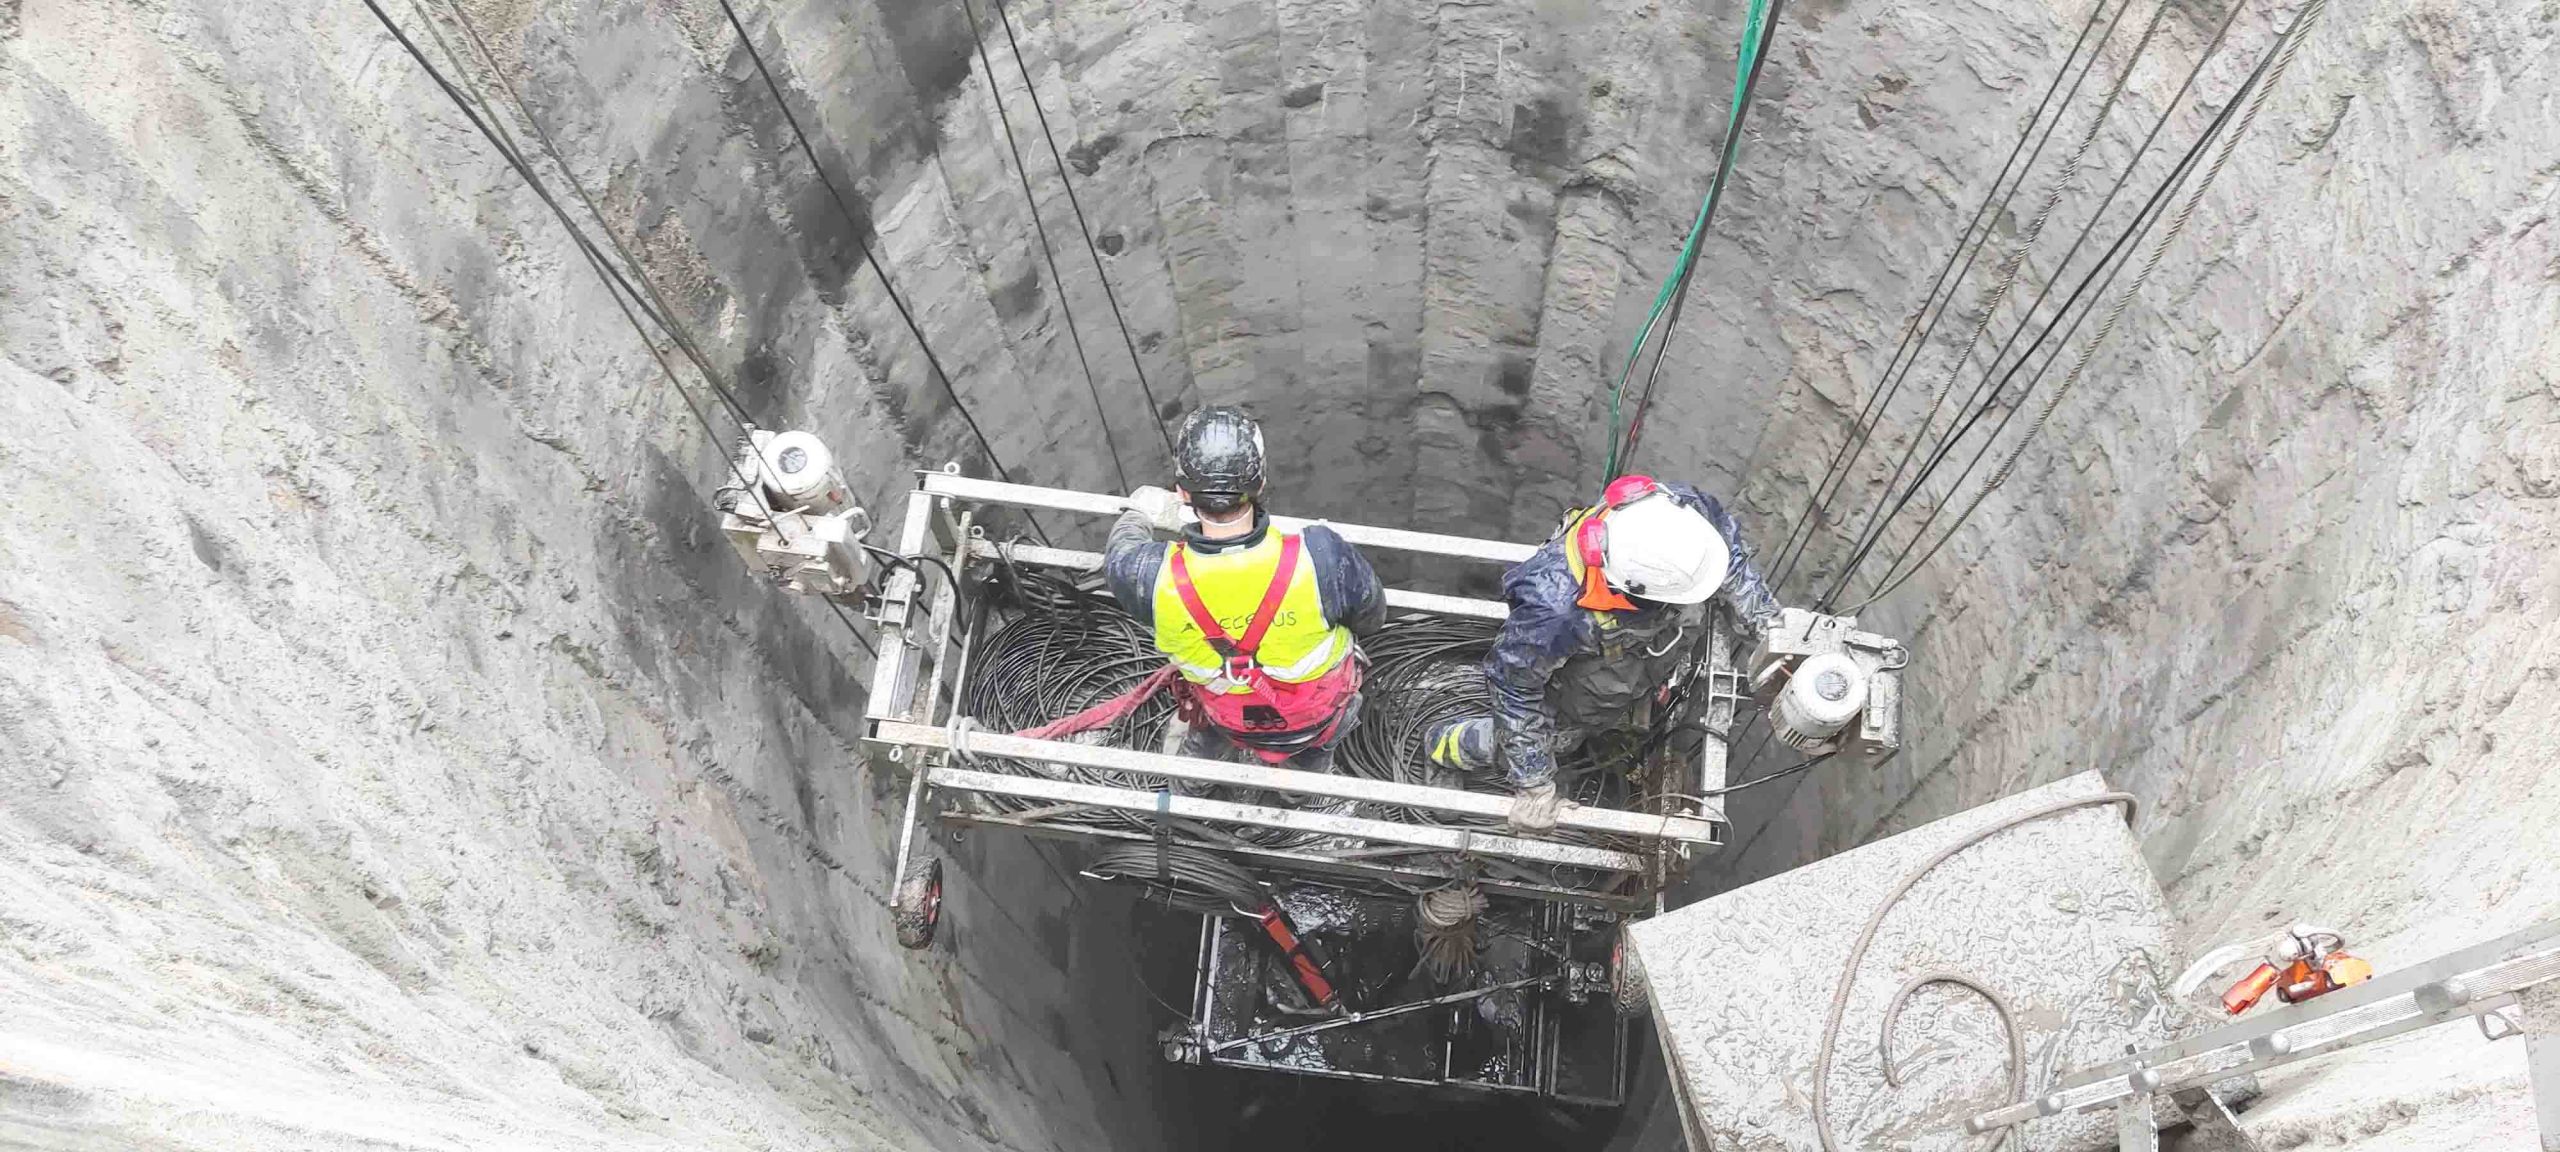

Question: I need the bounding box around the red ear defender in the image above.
[1573,476,1658,611]
[1598,474,1660,508]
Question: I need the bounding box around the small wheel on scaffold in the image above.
[1612,921,1650,1019]
[894,854,944,951]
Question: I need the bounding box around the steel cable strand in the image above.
[1818,0,2148,608]
[359,0,882,661]
[1762,0,2118,591]
[957,0,1131,490]
[1089,844,1264,915]
[1850,0,2321,609]
[708,0,1055,545]
[1820,0,2263,609]
[1812,791,2140,1152]
[432,2,755,436]
[961,594,1173,825]
[987,0,1179,464]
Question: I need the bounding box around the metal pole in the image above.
[2523,977,2560,1151]
[962,538,1511,620]
[926,764,1647,871]
[876,720,1721,844]
[919,471,1539,566]
[1208,976,1555,1054]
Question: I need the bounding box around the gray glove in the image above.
[1126,485,1187,533]
[1507,780,1563,833]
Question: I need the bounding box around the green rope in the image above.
[1602,0,1779,480]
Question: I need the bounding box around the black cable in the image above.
[1813,0,2141,603]
[1613,0,1789,479]
[824,597,880,659]
[709,0,1055,547]
[988,0,1179,465]
[1819,0,2266,611]
[1843,0,2256,588]
[957,0,1130,491]
[439,1,762,438]
[1845,0,2305,609]
[861,542,975,638]
[1088,844,1263,914]
[372,0,892,665]
[1762,0,2115,593]
[1701,749,1832,797]
[1839,0,2195,560]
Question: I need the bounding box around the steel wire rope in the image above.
[957,0,1132,491]
[1848,0,2322,611]
[1814,0,2255,610]
[1608,0,1786,480]
[451,0,1009,569]
[1815,0,2147,604]
[1761,0,2116,592]
[1830,0,2296,611]
[436,1,783,443]
[358,0,882,660]
[709,0,1057,545]
[956,576,1641,863]
[423,2,889,661]
[421,0,887,660]
[1727,0,2277,785]
[987,0,1179,464]
[377,0,747,446]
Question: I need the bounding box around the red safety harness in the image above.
[1165,535,1361,763]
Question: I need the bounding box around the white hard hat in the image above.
[1601,493,1730,605]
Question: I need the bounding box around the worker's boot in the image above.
[1425,717,1495,774]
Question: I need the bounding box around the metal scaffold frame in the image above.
[858,468,1729,912]
[1961,917,2560,1151]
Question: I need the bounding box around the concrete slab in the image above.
[1630,771,2196,1152]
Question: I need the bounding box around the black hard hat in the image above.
[1174,406,1266,514]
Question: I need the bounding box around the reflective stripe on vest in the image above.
[1152,532,1349,691]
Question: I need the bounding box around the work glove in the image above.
[1507,780,1563,834]
[1126,485,1187,533]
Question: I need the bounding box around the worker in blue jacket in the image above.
[1426,476,1781,831]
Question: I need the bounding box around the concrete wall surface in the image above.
[1,0,2553,1147]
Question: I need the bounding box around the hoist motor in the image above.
[1750,607,1907,755]
[715,427,870,598]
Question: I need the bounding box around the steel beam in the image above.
[920,471,1538,566]
[2169,1089,2264,1152]
[863,491,935,723]
[925,764,1644,872]
[941,811,1639,907]
[2523,977,2560,1152]
[2117,1099,2157,1152]
[1965,919,2560,1138]
[961,538,1510,620]
[876,719,1719,844]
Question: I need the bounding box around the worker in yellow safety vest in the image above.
[1104,406,1387,770]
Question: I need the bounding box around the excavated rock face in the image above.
[1,0,2554,1148]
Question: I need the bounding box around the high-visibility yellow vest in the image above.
[1151,532,1350,693]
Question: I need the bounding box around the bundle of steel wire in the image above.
[960,558,1176,833]
[1086,844,1265,916]
[1332,615,1504,814]
[959,553,1646,868]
